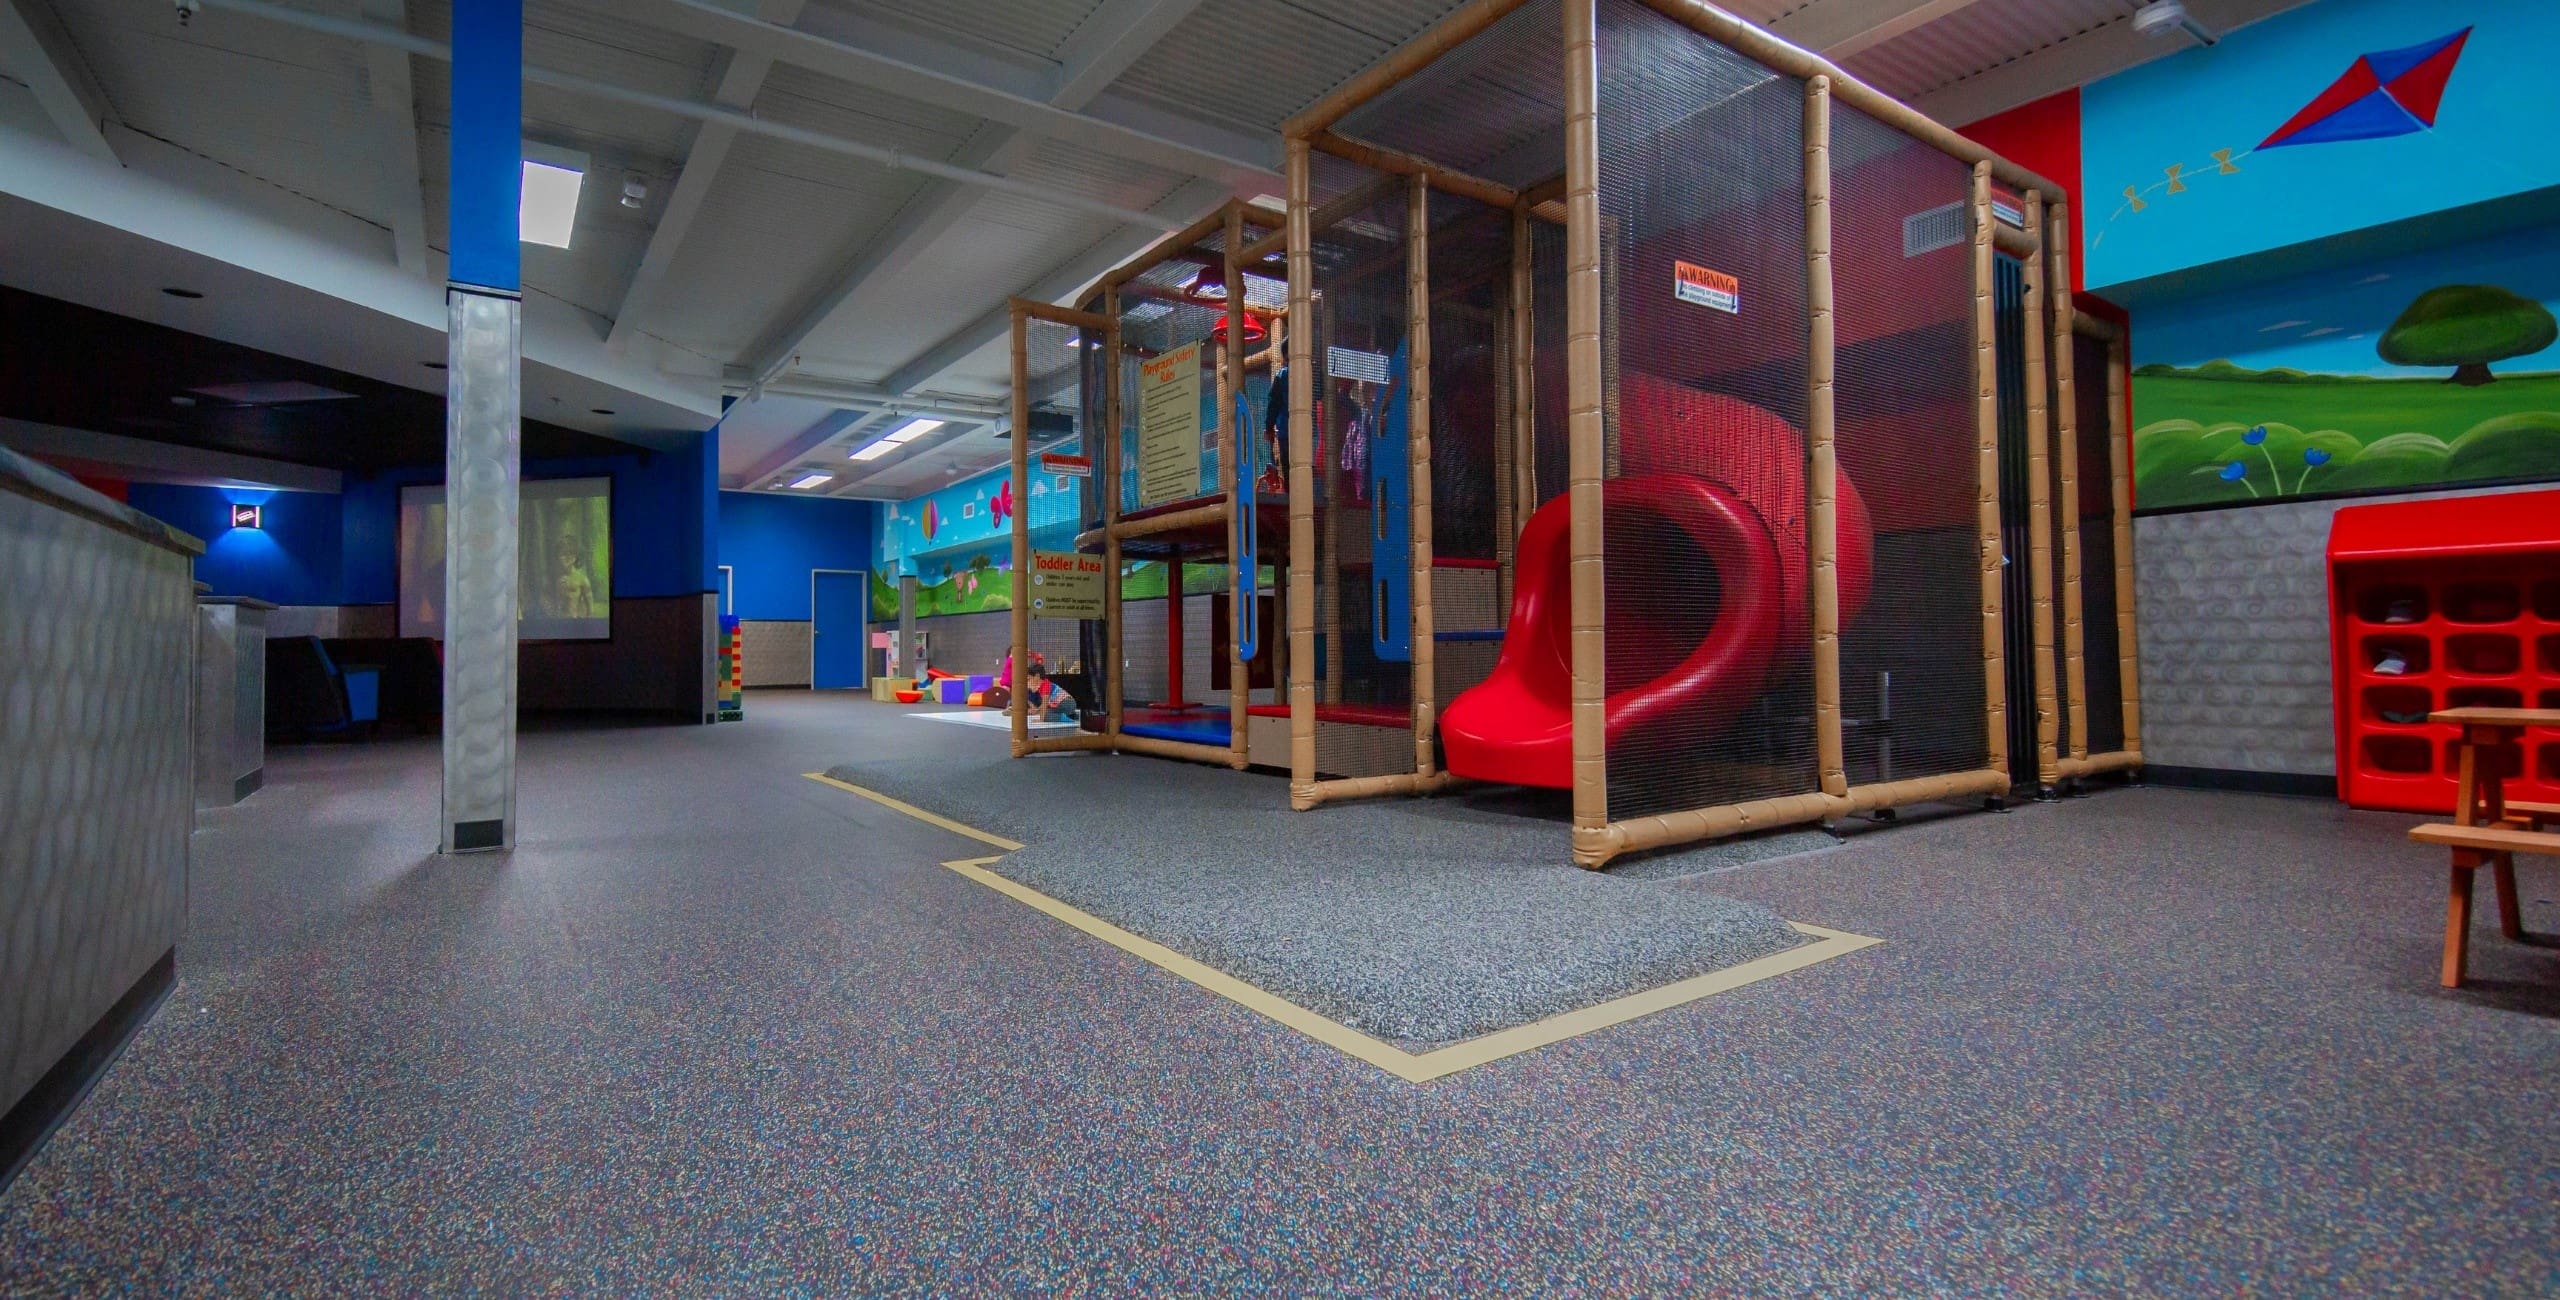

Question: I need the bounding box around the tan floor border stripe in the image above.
[805,772,1881,1083]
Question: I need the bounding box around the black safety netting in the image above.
[1830,103,1991,787]
[2073,328,2127,756]
[1306,158,1416,747]
[1018,315,1101,719]
[1596,0,1816,819]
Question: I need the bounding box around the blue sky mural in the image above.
[2133,221,2560,376]
[2082,0,2560,290]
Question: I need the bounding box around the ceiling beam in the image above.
[0,0,117,165]
[1772,0,1988,61]
[617,0,1276,186]
[731,405,874,490]
[880,175,1230,397]
[354,0,426,275]
[1909,0,2314,126]
[740,0,1209,385]
[607,0,805,351]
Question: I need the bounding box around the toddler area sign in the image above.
[1030,550,1106,619]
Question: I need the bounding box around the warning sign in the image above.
[1040,452,1092,477]
[1029,549,1105,620]
[1674,260,1739,314]
[1137,341,1203,508]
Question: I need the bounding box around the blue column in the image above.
[441,0,521,854]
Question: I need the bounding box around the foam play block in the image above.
[937,679,968,704]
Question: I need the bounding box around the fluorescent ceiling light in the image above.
[520,161,583,248]
[788,472,832,489]
[850,417,947,460]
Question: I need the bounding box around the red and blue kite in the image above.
[2259,27,2471,150]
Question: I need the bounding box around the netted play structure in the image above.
[1008,0,2142,867]
[1006,199,1290,764]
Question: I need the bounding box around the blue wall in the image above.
[127,431,721,608]
[127,484,343,606]
[717,490,878,620]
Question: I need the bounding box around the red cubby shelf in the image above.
[2330,488,2560,814]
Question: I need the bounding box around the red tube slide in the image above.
[1441,380,1872,789]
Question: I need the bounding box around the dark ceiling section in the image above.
[0,287,632,473]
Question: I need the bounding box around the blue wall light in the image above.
[230,503,263,530]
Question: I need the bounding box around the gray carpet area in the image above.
[827,720,1835,1047]
[12,692,2560,1293]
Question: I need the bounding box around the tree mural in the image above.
[2378,285,2559,386]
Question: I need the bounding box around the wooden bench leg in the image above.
[2494,851,2523,942]
[2445,854,2478,989]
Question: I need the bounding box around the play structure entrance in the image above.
[1006,0,2143,868]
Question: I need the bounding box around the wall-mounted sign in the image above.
[1040,452,1092,477]
[230,503,263,529]
[1136,341,1202,508]
[1029,549,1105,620]
[1674,260,1739,314]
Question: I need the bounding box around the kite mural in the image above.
[2102,26,2472,234]
[2257,28,2470,150]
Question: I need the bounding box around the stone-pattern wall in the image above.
[740,621,811,687]
[1,455,199,1116]
[2132,483,2545,777]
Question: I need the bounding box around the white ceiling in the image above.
[0,0,2314,501]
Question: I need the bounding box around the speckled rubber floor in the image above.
[823,726,1820,1048]
[7,692,2559,1294]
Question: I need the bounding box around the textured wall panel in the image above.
[740,620,812,687]
[442,291,520,852]
[2133,483,2547,776]
[0,454,198,1118]
[192,601,268,807]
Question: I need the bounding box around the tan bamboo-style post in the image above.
[1286,137,1320,809]
[2047,200,2088,762]
[2107,332,2142,757]
[1970,162,2009,780]
[2020,191,2059,790]
[1103,286,1126,748]
[1563,0,1608,865]
[1510,203,1538,550]
[1223,205,1250,770]
[1804,76,1844,801]
[1008,305,1032,757]
[1406,174,1439,778]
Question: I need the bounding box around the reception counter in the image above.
[0,448,201,1185]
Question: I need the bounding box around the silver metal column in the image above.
[441,289,520,853]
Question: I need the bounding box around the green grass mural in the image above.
[2131,280,2560,510]
[876,560,1264,619]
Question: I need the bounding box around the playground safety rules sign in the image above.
[1674,260,1739,314]
[1137,341,1203,508]
[1030,549,1105,620]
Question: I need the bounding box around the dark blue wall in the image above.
[125,484,343,606]
[128,432,721,608]
[717,490,879,620]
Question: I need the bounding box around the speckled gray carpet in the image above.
[826,726,1836,1047]
[14,692,2560,1294]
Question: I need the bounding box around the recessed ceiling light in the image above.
[590,408,615,416]
[789,472,833,489]
[162,287,204,299]
[520,159,584,249]
[849,442,896,462]
[881,417,945,444]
